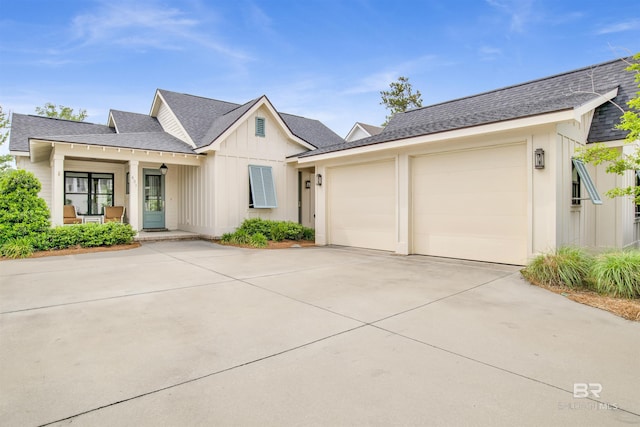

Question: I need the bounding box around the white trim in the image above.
[573,88,619,122]
[299,110,575,164]
[149,90,196,148]
[195,96,315,153]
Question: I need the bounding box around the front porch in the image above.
[34,141,202,231]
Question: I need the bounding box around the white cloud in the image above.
[71,0,249,60]
[596,19,640,35]
[485,0,534,33]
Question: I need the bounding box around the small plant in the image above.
[270,222,287,242]
[521,246,592,288]
[230,229,251,245]
[250,232,268,248]
[589,251,640,299]
[1,237,34,259]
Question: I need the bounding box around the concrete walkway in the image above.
[0,241,638,426]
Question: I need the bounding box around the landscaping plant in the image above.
[0,170,50,245]
[589,250,640,299]
[521,246,593,288]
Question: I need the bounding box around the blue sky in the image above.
[1,0,639,149]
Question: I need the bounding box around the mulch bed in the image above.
[213,240,316,249]
[1,243,141,260]
[524,277,640,322]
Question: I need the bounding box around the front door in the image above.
[143,169,165,229]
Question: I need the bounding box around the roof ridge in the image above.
[157,88,241,107]
[18,113,103,126]
[402,56,630,115]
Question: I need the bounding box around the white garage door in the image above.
[328,160,396,251]
[412,144,527,264]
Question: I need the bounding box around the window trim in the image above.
[255,117,266,137]
[64,171,115,215]
[248,165,277,208]
[571,158,602,205]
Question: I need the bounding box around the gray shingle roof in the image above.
[110,110,163,133]
[157,89,240,145]
[198,98,261,148]
[9,114,115,153]
[358,122,384,136]
[37,132,196,154]
[158,89,343,149]
[300,57,636,158]
[280,113,345,148]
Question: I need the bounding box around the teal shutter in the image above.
[249,165,277,208]
[255,117,265,137]
[572,158,602,205]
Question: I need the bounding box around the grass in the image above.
[521,247,592,288]
[0,237,34,259]
[521,246,640,320]
[589,251,640,299]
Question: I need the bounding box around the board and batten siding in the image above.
[16,157,52,210]
[177,105,309,237]
[156,101,191,145]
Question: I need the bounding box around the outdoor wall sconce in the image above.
[159,163,168,175]
[316,174,323,186]
[534,148,545,169]
[305,180,311,189]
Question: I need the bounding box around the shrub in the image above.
[521,246,592,288]
[0,170,50,246]
[1,237,34,259]
[33,223,136,251]
[230,229,251,245]
[250,232,268,248]
[589,251,640,299]
[238,218,273,239]
[270,222,287,242]
[302,227,315,241]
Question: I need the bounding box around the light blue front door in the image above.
[143,169,165,229]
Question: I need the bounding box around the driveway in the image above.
[1,241,638,426]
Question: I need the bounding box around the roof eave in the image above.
[297,109,576,164]
[573,87,619,122]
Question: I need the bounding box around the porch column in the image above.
[51,154,65,226]
[314,165,327,245]
[128,160,140,231]
[396,153,410,255]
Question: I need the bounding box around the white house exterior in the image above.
[344,122,384,142]
[9,90,342,238]
[9,57,639,265]
[294,57,639,265]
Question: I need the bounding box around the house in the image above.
[9,57,639,265]
[9,90,343,236]
[292,56,639,265]
[345,122,384,142]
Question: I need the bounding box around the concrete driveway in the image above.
[1,241,638,426]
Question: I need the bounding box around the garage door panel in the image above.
[412,144,527,265]
[329,160,396,251]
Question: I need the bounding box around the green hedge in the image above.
[221,218,315,248]
[1,223,136,258]
[0,170,50,245]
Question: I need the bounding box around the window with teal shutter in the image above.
[249,165,277,208]
[571,158,602,205]
[255,117,265,137]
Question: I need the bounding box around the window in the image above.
[248,165,277,208]
[255,117,265,137]
[571,158,602,205]
[64,172,114,215]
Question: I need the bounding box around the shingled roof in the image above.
[10,89,343,155]
[9,114,116,153]
[158,89,343,149]
[299,57,636,158]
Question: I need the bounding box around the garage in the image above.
[412,143,527,265]
[328,159,396,251]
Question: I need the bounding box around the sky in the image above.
[1,0,639,153]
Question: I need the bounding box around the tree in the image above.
[35,102,87,121]
[0,106,14,175]
[380,76,423,126]
[0,170,50,245]
[579,53,640,205]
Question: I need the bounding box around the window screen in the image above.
[249,165,277,208]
